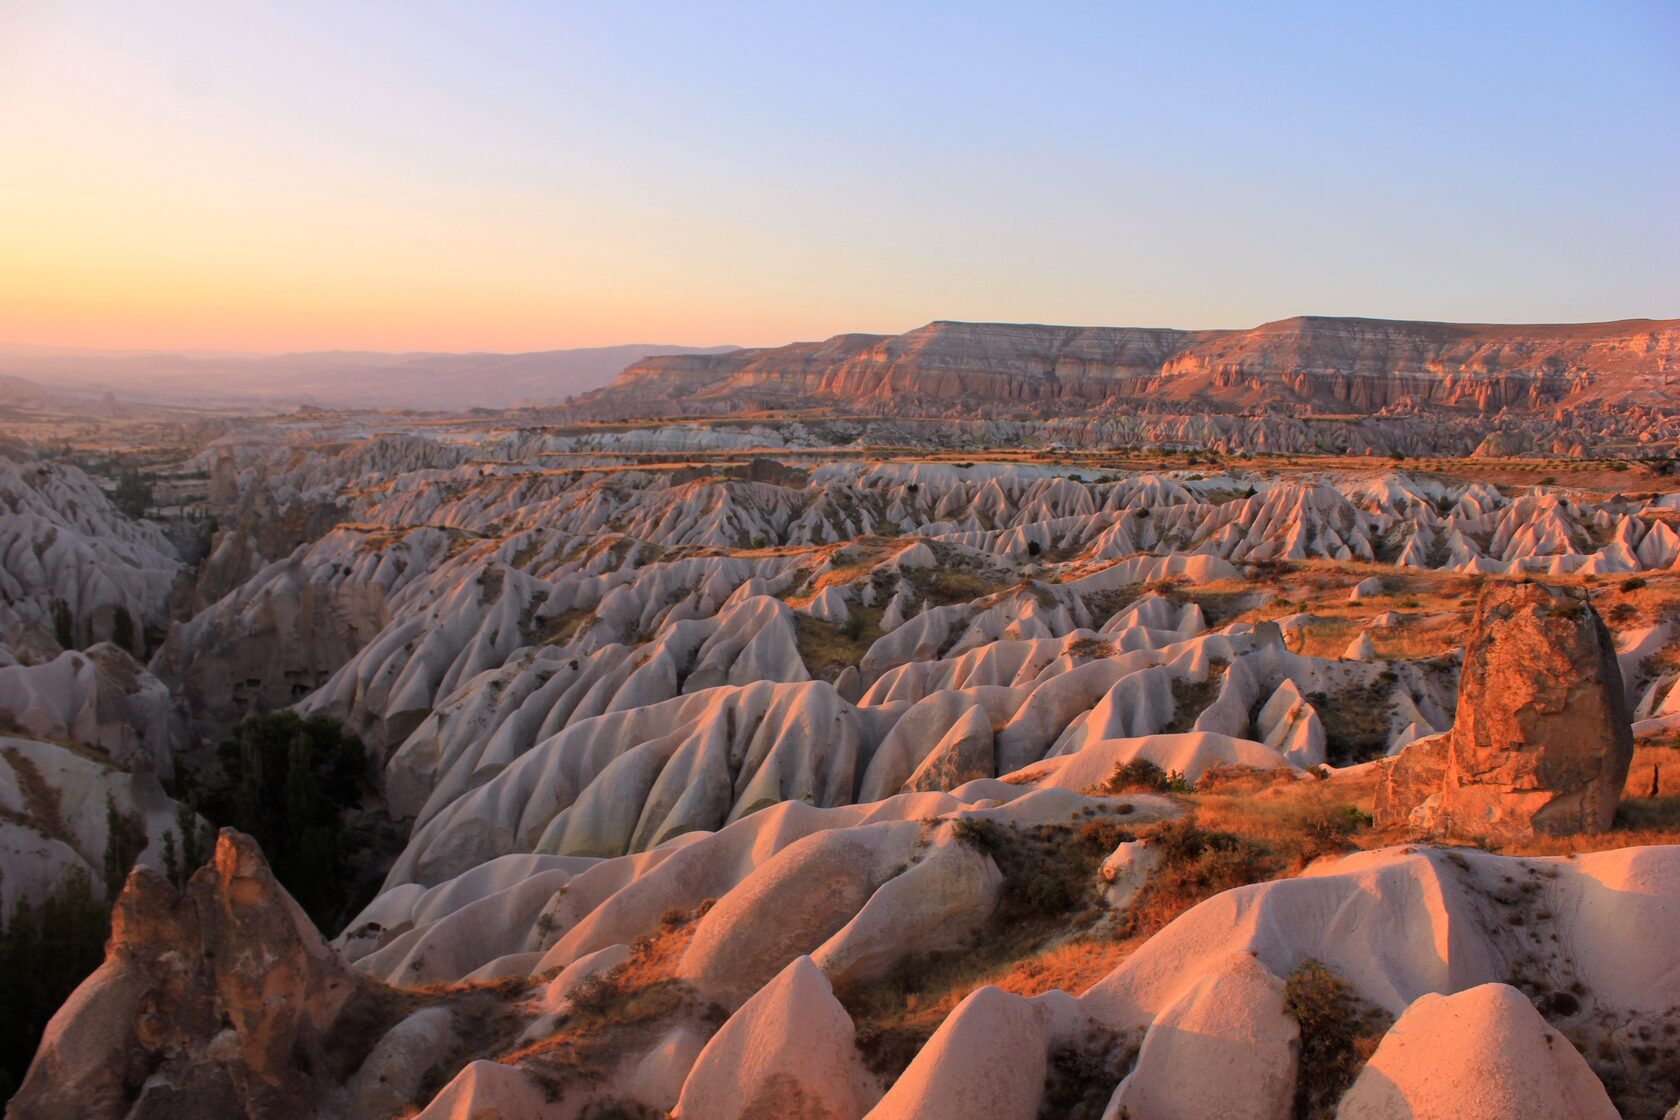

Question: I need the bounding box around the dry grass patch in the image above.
[1193,766,1385,855]
[0,747,71,844]
[529,606,593,647]
[1110,773,1383,937]
[841,816,1132,1080]
[993,938,1129,999]
[1114,817,1277,938]
[503,903,723,1097]
[794,607,883,680]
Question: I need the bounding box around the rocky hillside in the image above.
[5,414,1680,1119]
[575,316,1680,419]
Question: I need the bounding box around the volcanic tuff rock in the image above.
[12,409,1680,1118]
[0,456,181,652]
[1375,582,1634,838]
[0,642,185,774]
[1336,983,1619,1120]
[9,830,383,1120]
[577,316,1680,418]
[0,732,185,917]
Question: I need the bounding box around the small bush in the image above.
[566,971,624,1018]
[1285,959,1392,1119]
[1291,803,1373,866]
[1097,759,1170,794]
[950,816,1005,857]
[1117,818,1274,937]
[1096,759,1192,795]
[1039,1025,1140,1120]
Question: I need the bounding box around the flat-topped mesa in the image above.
[576,315,1680,418]
[1375,582,1634,840]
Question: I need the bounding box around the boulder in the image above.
[1374,582,1633,839]
[1350,576,1384,601]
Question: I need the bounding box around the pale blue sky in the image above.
[2,1,1676,350]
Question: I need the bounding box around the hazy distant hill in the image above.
[0,344,739,410]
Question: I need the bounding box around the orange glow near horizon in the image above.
[2,3,1675,357]
[0,144,850,353]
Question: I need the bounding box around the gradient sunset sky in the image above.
[2,1,1676,354]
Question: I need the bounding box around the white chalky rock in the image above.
[864,986,1048,1120]
[677,821,920,1009]
[346,1007,458,1119]
[1100,839,1160,910]
[902,704,996,793]
[675,956,879,1120]
[811,824,1003,989]
[411,1059,560,1120]
[1336,983,1617,1120]
[1110,951,1299,1120]
[1350,577,1384,601]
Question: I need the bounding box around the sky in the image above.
[1,1,1676,354]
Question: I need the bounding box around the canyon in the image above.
[0,348,1678,1119]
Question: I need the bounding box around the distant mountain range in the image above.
[572,316,1680,419]
[0,344,739,410]
[9,316,1678,419]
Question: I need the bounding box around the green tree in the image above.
[51,598,74,651]
[0,869,115,1099]
[101,794,145,901]
[197,712,368,928]
[161,797,215,890]
[113,468,153,520]
[111,605,137,655]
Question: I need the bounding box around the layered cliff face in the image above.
[580,315,1680,418]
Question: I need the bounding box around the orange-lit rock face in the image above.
[586,316,1680,418]
[12,830,367,1120]
[1377,583,1634,839]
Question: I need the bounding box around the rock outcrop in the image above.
[1337,983,1618,1120]
[10,830,385,1120]
[1375,582,1633,838]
